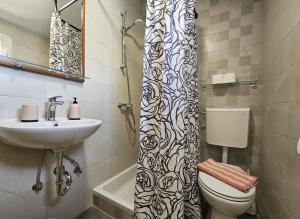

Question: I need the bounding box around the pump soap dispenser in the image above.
[69,97,80,120]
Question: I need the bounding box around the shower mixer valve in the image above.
[118,103,132,111]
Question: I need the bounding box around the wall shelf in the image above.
[199,80,258,89]
[0,55,89,82]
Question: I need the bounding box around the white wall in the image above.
[0,18,50,66]
[0,0,144,218]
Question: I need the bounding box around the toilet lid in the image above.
[198,165,256,202]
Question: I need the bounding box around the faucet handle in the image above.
[49,96,63,102]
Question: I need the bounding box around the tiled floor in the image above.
[238,214,257,219]
[74,207,114,219]
[75,207,258,219]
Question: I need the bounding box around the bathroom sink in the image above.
[0,118,102,151]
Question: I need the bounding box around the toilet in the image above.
[199,108,256,219]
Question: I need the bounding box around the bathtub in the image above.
[93,164,136,215]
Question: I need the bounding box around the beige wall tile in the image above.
[288,101,300,139]
[264,190,284,219]
[261,0,300,218]
[289,60,300,101]
[262,129,288,162]
[284,176,300,219]
[197,0,263,176]
[263,70,290,104]
[263,103,289,135]
[286,139,300,184]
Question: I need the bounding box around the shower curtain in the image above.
[49,12,82,75]
[134,0,201,218]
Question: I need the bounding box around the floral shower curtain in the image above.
[49,12,82,75]
[134,0,201,218]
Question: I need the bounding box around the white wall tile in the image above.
[0,0,144,217]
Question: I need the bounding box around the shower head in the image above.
[125,19,146,31]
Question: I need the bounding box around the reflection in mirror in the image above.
[0,0,85,80]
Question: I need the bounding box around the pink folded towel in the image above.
[197,158,258,193]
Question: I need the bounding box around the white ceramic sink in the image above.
[0,118,102,151]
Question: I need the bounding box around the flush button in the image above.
[297,138,300,155]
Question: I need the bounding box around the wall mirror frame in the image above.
[0,0,86,83]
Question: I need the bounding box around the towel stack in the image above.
[197,158,258,193]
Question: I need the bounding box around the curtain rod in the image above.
[58,0,79,13]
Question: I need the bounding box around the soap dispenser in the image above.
[69,97,80,120]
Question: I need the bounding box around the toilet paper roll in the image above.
[20,105,39,122]
[211,74,224,84]
[223,73,237,84]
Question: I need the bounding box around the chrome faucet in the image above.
[47,96,64,121]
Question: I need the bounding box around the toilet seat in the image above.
[198,165,256,202]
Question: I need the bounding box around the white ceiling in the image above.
[0,0,82,38]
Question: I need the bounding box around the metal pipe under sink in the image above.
[32,150,83,196]
[54,151,72,196]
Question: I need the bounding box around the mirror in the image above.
[0,0,85,82]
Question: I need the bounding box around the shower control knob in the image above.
[32,181,43,193]
[118,103,132,111]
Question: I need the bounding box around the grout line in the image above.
[264,19,300,61]
[262,127,297,141]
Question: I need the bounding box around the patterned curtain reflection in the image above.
[49,12,82,75]
[134,0,201,218]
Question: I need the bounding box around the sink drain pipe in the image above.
[32,150,82,196]
[54,151,72,196]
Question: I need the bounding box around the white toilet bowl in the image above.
[198,164,256,219]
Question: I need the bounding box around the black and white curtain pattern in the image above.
[49,12,82,75]
[134,0,201,218]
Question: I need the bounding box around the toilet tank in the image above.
[206,108,250,148]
